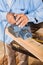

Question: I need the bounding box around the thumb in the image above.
[14,13,18,17]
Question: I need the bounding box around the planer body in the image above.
[8,25,32,40]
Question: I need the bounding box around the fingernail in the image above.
[18,25,20,27]
[19,25,22,28]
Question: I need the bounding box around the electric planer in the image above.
[8,24,32,40]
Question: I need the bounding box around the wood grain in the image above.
[36,28,43,37]
[5,28,43,62]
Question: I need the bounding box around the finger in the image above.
[18,20,26,28]
[12,16,16,23]
[19,19,28,28]
[16,17,24,25]
[16,15,21,21]
[14,13,17,17]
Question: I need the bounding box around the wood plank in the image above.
[28,56,43,65]
[36,28,43,37]
[5,28,43,62]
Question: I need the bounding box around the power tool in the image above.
[8,16,32,40]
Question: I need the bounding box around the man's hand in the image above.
[16,14,29,28]
[6,13,16,24]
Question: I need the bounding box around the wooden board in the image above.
[36,28,43,37]
[28,56,43,65]
[5,28,43,62]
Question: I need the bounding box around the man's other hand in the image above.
[16,14,29,28]
[6,13,16,24]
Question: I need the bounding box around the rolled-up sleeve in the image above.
[0,1,8,22]
[26,0,43,24]
[0,0,13,44]
[0,0,12,22]
[0,12,8,21]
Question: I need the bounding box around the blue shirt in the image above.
[0,0,43,44]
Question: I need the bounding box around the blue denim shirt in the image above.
[0,0,43,44]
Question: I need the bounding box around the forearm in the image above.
[26,0,43,24]
[26,5,43,24]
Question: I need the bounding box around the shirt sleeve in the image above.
[0,12,8,21]
[26,0,43,24]
[0,0,12,22]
